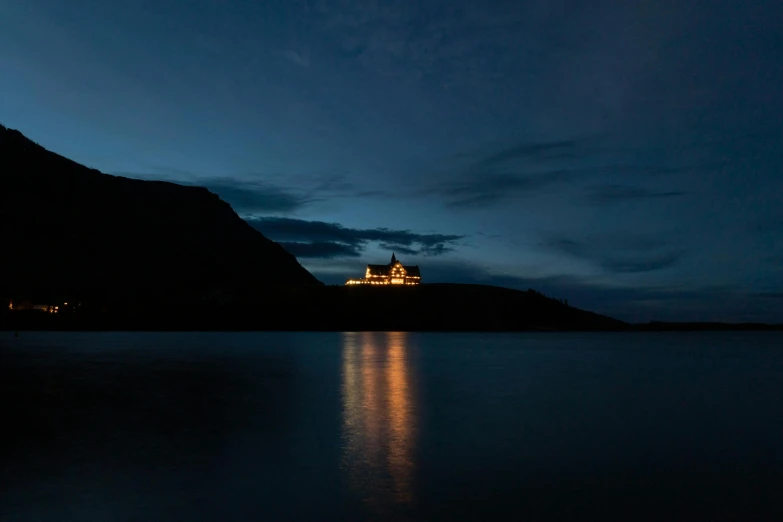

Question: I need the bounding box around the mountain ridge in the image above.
[0,123,321,305]
[1,122,631,332]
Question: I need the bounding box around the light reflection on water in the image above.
[341,332,416,509]
[4,332,783,521]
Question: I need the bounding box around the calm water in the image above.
[1,332,782,521]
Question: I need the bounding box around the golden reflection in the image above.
[342,332,416,507]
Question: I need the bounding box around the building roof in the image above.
[405,265,421,277]
[367,264,391,276]
[366,263,421,277]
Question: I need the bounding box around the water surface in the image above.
[1,332,782,521]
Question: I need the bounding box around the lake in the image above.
[1,332,782,521]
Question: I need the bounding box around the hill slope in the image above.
[0,123,627,332]
[0,124,320,304]
[259,284,628,331]
[3,283,628,331]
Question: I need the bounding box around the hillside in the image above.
[0,123,629,332]
[2,283,628,332]
[0,124,320,307]
[284,284,627,331]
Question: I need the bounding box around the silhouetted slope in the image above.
[0,123,627,331]
[633,321,783,331]
[0,124,320,304]
[260,284,627,331]
[2,283,627,331]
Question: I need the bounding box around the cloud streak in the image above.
[431,137,602,208]
[440,170,577,208]
[473,140,587,169]
[200,178,314,213]
[278,241,361,259]
[247,216,463,258]
[114,171,401,215]
[547,235,685,274]
[585,184,687,204]
[278,49,310,67]
[429,136,726,209]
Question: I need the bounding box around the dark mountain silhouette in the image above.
[0,123,320,308]
[261,284,627,332]
[0,123,630,331]
[3,283,628,332]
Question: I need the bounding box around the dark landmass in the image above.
[632,321,783,332]
[1,123,779,333]
[0,123,319,305]
[1,284,624,332]
[0,122,624,331]
[3,295,781,331]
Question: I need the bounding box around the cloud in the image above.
[278,49,310,67]
[585,184,687,204]
[277,241,361,259]
[114,172,314,214]
[433,146,722,208]
[440,170,577,208]
[473,140,587,169]
[116,171,401,214]
[429,134,728,209]
[200,178,314,213]
[599,253,683,273]
[246,217,463,258]
[431,137,603,208]
[378,243,418,256]
[547,236,684,274]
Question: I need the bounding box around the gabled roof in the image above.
[367,264,390,276]
[366,263,421,277]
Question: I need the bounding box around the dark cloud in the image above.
[599,253,683,274]
[431,137,604,208]
[548,236,684,274]
[246,217,463,258]
[278,49,310,67]
[277,241,361,259]
[440,170,576,208]
[200,178,313,214]
[115,173,314,214]
[473,140,587,169]
[431,136,728,209]
[378,243,418,256]
[585,184,687,204]
[114,171,402,214]
[758,293,783,299]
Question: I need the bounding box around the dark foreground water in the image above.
[1,332,782,521]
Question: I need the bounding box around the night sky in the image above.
[2,0,782,322]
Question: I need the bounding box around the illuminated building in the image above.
[345,253,421,286]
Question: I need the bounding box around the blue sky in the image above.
[2,0,782,322]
